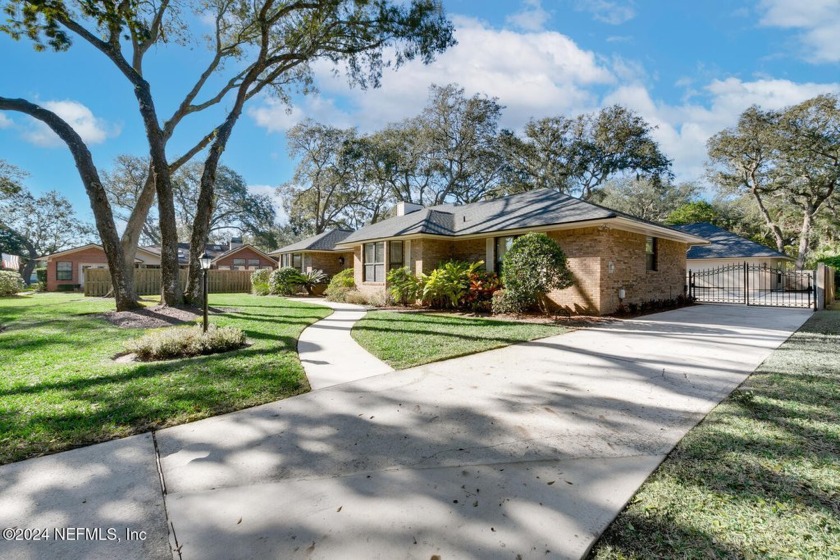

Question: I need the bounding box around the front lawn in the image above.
[0,293,330,465]
[351,311,568,369]
[589,309,840,559]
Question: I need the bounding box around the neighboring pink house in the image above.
[40,239,276,291]
[41,244,161,292]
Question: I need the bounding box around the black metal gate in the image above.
[688,263,815,309]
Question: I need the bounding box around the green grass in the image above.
[351,310,568,369]
[589,309,840,560]
[0,293,330,465]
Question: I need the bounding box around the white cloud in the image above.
[573,0,636,25]
[22,100,118,147]
[506,0,550,32]
[0,113,12,128]
[249,16,615,132]
[246,13,838,187]
[247,101,306,133]
[246,95,354,133]
[758,0,840,63]
[604,78,840,183]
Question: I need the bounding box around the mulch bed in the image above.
[96,306,201,329]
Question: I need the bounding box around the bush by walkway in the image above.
[589,309,840,559]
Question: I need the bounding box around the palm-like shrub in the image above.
[269,267,305,296]
[300,269,328,295]
[422,260,483,308]
[386,266,423,305]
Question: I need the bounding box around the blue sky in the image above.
[1,0,838,225]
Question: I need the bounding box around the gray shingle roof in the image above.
[341,189,619,244]
[673,223,791,260]
[271,228,354,254]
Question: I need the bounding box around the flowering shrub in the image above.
[0,270,24,296]
[251,268,272,296]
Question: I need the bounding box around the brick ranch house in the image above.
[331,189,708,315]
[40,239,276,291]
[270,229,355,277]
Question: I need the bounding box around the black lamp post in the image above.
[199,253,212,333]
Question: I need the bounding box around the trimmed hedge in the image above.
[126,325,246,361]
[497,233,572,313]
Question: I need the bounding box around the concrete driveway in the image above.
[0,305,811,560]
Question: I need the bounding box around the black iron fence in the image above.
[688,263,815,309]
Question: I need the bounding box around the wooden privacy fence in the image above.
[84,268,253,296]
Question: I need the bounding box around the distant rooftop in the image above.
[271,229,354,254]
[673,223,791,260]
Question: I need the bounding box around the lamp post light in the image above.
[199,253,212,333]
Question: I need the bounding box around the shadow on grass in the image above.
[588,310,840,559]
[0,343,309,464]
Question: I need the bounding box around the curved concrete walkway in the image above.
[289,298,393,390]
[0,305,814,560]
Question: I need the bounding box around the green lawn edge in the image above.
[350,310,569,370]
[0,293,330,465]
[589,309,840,559]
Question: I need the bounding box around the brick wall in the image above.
[47,247,109,291]
[303,251,353,276]
[543,228,604,315]
[598,229,687,314]
[411,238,454,274]
[215,247,276,270]
[451,238,487,266]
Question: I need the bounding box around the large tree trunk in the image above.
[185,117,240,304]
[20,239,38,286]
[184,164,217,306]
[131,81,182,307]
[0,97,139,310]
[749,188,786,254]
[184,83,249,302]
[795,208,814,270]
[119,171,157,302]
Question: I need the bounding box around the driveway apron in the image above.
[153,304,811,560]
